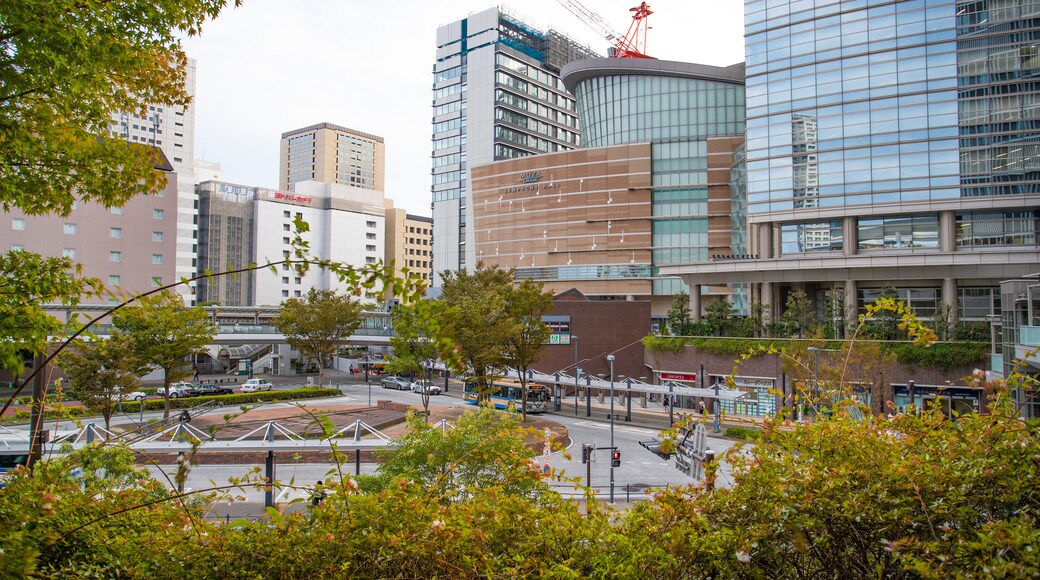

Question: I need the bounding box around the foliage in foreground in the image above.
[1,393,1037,578]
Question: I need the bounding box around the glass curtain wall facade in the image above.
[566,61,746,300]
[431,8,596,286]
[738,0,1040,323]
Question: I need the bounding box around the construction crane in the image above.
[557,1,655,59]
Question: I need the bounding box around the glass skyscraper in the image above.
[661,0,1040,325]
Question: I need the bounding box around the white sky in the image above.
[182,1,746,217]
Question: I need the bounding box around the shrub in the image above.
[723,425,761,440]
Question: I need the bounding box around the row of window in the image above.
[779,211,1038,254]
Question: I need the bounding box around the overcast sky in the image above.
[182,1,746,216]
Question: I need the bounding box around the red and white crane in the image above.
[557,1,655,59]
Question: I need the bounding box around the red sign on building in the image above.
[659,372,697,382]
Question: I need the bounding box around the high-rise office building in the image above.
[108,58,199,304]
[196,179,386,307]
[384,201,433,301]
[468,58,746,319]
[660,0,1040,328]
[279,123,385,193]
[1,155,179,301]
[431,7,598,286]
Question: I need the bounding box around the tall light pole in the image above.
[607,354,616,504]
[573,336,579,416]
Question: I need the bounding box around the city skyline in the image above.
[181,0,745,216]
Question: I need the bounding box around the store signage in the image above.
[519,171,542,183]
[660,372,697,382]
[273,192,313,204]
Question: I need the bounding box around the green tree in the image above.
[387,299,455,416]
[358,406,548,504]
[438,265,516,396]
[0,0,237,218]
[666,291,694,336]
[502,279,554,422]
[57,334,144,429]
[274,288,363,388]
[0,251,99,373]
[749,300,769,338]
[703,297,733,336]
[782,288,816,338]
[113,292,216,419]
[930,298,954,341]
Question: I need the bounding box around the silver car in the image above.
[380,376,411,390]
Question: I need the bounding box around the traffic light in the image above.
[611,449,621,467]
[581,444,592,464]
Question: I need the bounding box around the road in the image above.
[139,379,739,510]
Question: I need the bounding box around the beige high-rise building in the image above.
[384,200,432,303]
[279,122,385,192]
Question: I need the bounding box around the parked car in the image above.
[380,376,411,390]
[241,378,274,393]
[410,380,442,395]
[116,390,147,401]
[155,383,192,398]
[187,384,234,397]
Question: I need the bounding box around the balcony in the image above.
[1021,325,1040,347]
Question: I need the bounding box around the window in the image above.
[367,221,376,228]
[153,209,165,219]
[151,254,163,265]
[11,218,25,231]
[282,290,289,297]
[109,275,121,285]
[152,231,164,242]
[283,211,291,218]
[109,251,121,262]
[366,244,376,251]
[366,233,376,240]
[366,256,377,264]
[62,248,76,259]
[294,290,302,297]
[283,223,290,231]
[111,207,123,215]
[857,215,939,250]
[10,244,23,251]
[282,277,289,284]
[110,227,123,239]
[283,237,290,244]
[294,277,301,284]
[151,277,162,287]
[63,223,77,235]
[780,222,843,254]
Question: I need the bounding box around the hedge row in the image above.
[643,335,989,371]
[0,387,340,424]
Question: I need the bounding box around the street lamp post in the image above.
[607,354,616,504]
[574,367,582,416]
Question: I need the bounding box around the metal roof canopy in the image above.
[514,368,747,401]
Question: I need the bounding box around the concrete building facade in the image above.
[431,7,598,286]
[279,122,386,193]
[108,58,199,303]
[384,202,433,301]
[659,1,1040,327]
[196,180,386,307]
[2,156,179,301]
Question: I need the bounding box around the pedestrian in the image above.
[699,400,707,416]
[312,480,327,506]
[192,368,200,382]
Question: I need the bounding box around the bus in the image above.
[463,379,551,414]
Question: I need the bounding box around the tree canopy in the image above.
[501,279,553,421]
[112,291,216,418]
[387,298,455,415]
[57,334,144,429]
[273,288,364,387]
[0,0,238,216]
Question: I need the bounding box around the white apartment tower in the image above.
[109,58,199,304]
[431,7,598,285]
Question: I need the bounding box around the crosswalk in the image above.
[572,420,660,437]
